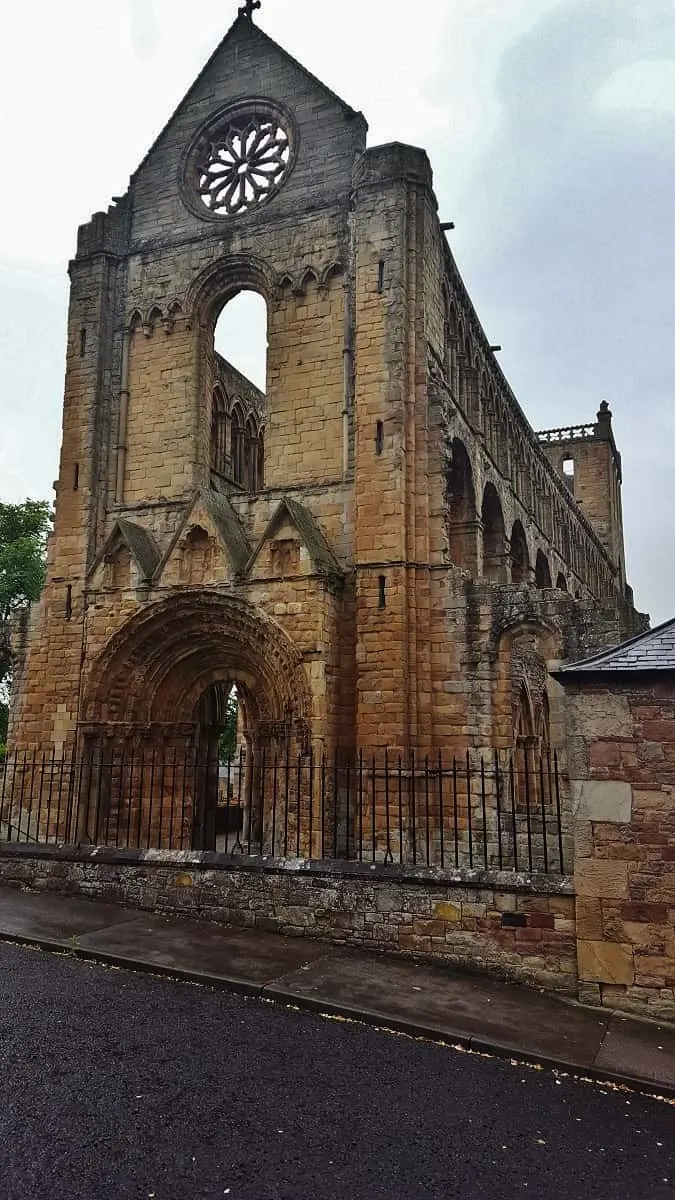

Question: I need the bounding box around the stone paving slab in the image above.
[0,888,140,941]
[266,949,611,1067]
[77,914,329,988]
[0,887,674,1096]
[595,1018,675,1090]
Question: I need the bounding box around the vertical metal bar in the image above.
[0,750,9,840]
[438,751,444,870]
[453,756,459,868]
[523,747,533,871]
[16,750,28,843]
[495,751,503,870]
[90,744,102,843]
[102,744,114,846]
[259,746,266,857]
[146,746,157,849]
[554,752,564,874]
[509,754,519,873]
[126,744,136,847]
[332,750,338,859]
[357,750,363,862]
[7,751,19,842]
[308,748,314,859]
[157,745,167,850]
[45,747,56,844]
[466,750,473,868]
[538,752,549,873]
[384,749,393,865]
[271,754,278,856]
[283,741,290,857]
[224,751,232,854]
[115,746,124,849]
[424,756,430,866]
[397,754,403,866]
[371,754,376,863]
[480,756,488,870]
[35,751,47,844]
[247,746,255,856]
[25,749,37,844]
[320,753,326,859]
[180,746,189,851]
[136,748,146,848]
[295,751,301,858]
[168,745,177,851]
[345,756,351,860]
[56,751,66,842]
[410,750,417,866]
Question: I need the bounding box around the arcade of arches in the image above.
[10,13,647,854]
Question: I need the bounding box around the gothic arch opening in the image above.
[555,571,568,592]
[209,289,267,493]
[446,438,477,572]
[535,549,553,589]
[481,482,506,581]
[509,520,529,584]
[80,592,311,852]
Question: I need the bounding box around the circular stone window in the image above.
[183,100,296,219]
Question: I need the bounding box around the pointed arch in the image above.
[210,385,228,477]
[446,438,477,572]
[535,549,553,589]
[555,571,568,592]
[509,520,529,584]
[481,482,506,581]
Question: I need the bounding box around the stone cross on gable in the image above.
[238,0,261,18]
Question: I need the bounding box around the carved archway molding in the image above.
[81,590,312,732]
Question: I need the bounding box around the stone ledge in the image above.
[0,843,574,895]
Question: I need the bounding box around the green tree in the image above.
[0,500,51,745]
[219,688,239,763]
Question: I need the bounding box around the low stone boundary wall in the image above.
[0,845,577,993]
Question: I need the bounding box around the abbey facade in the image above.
[10,12,645,772]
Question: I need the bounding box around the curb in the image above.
[2,927,674,1103]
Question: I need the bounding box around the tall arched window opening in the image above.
[446,439,477,573]
[481,482,506,581]
[510,521,529,584]
[210,290,267,493]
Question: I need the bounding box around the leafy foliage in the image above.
[0,500,51,720]
[219,688,239,763]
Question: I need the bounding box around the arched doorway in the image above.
[79,592,312,853]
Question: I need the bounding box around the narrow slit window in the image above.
[65,585,73,620]
[375,420,384,455]
[79,328,87,357]
[377,260,385,293]
[73,463,79,491]
[378,575,386,609]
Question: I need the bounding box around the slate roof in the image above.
[559,616,675,675]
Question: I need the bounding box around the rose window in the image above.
[195,107,293,216]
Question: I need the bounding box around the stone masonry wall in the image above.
[566,676,675,1021]
[0,847,577,994]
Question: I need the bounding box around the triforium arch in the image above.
[481,482,507,582]
[445,437,477,572]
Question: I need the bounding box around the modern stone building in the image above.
[11,8,646,779]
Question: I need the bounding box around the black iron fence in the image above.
[0,745,569,875]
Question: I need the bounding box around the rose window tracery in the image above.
[193,104,293,216]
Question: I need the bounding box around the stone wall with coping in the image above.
[0,846,576,993]
[565,676,675,1022]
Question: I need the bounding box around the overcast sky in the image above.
[1,0,673,621]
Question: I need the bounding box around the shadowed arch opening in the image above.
[509,520,529,584]
[481,482,506,581]
[535,550,553,589]
[80,592,312,852]
[446,438,477,572]
[555,572,568,592]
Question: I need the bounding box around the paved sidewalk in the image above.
[0,887,673,1097]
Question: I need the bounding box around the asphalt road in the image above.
[0,942,672,1200]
